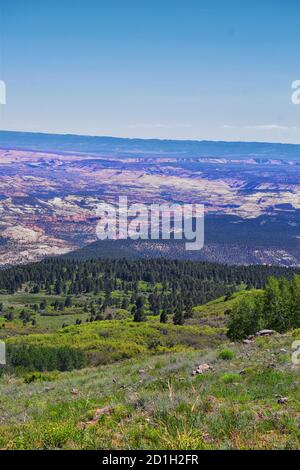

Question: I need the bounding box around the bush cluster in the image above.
[228,275,300,340]
[6,344,87,372]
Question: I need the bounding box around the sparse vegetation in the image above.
[218,349,235,360]
[0,259,299,450]
[0,330,299,450]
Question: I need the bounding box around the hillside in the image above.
[0,257,300,450]
[2,291,250,367]
[0,291,299,450]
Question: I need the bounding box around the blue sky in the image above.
[0,0,300,142]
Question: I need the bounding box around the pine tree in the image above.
[64,296,72,308]
[160,310,168,323]
[40,300,47,310]
[173,308,184,325]
[55,279,62,295]
[132,304,146,322]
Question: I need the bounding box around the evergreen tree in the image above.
[160,310,168,323]
[55,279,62,295]
[40,300,47,310]
[134,307,146,322]
[64,296,73,308]
[173,308,184,325]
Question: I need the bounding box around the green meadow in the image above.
[0,288,299,450]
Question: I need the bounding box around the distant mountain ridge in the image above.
[1,130,300,160]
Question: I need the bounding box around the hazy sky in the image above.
[1,0,300,142]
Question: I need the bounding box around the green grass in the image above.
[218,349,235,360]
[192,290,263,320]
[0,292,64,305]
[0,332,299,450]
[5,317,226,367]
[0,289,135,338]
[0,288,299,450]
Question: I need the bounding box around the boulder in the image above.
[81,406,112,428]
[192,363,211,375]
[243,339,253,345]
[277,396,288,404]
[256,329,276,337]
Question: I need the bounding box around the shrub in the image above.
[292,328,300,339]
[227,294,264,340]
[23,371,59,383]
[217,348,235,360]
[228,276,300,340]
[6,344,87,372]
[221,372,240,383]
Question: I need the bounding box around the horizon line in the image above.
[0,128,300,147]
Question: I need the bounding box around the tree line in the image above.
[0,258,298,327]
[228,275,300,340]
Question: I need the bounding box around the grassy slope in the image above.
[0,289,299,450]
[2,292,253,365]
[0,333,299,450]
[0,289,130,336]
